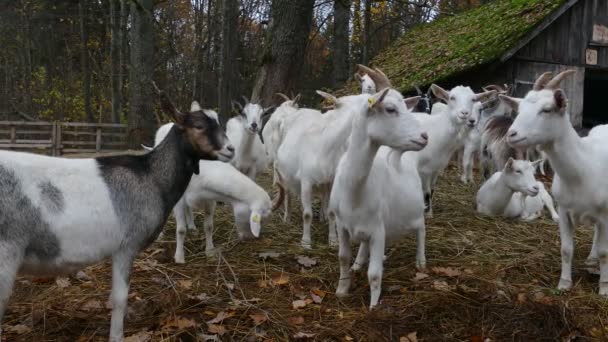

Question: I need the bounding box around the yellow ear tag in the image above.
[368,97,376,109]
[252,214,261,224]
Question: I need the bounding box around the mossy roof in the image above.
[346,0,569,94]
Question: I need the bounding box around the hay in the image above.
[5,163,608,341]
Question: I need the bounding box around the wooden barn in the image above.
[366,0,608,128]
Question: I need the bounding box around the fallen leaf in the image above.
[258,252,281,259]
[177,279,193,289]
[271,274,290,286]
[287,316,305,325]
[207,310,235,324]
[81,299,104,311]
[310,288,326,304]
[56,277,71,288]
[412,272,430,281]
[293,332,316,339]
[161,316,197,330]
[5,324,31,334]
[431,267,461,277]
[431,280,452,291]
[344,336,354,341]
[249,312,268,325]
[258,279,270,288]
[296,255,318,267]
[517,293,527,304]
[75,271,91,281]
[207,323,227,336]
[124,330,152,342]
[292,299,312,309]
[188,293,210,302]
[400,331,418,342]
[225,282,235,290]
[197,333,220,341]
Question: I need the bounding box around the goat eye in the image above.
[515,170,522,174]
[386,107,396,114]
[450,96,455,101]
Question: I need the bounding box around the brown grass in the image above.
[4,164,608,341]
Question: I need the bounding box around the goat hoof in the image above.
[552,215,560,223]
[174,255,186,264]
[557,278,572,291]
[585,258,600,275]
[205,248,220,258]
[599,283,608,297]
[328,239,338,247]
[335,287,350,298]
[301,240,312,250]
[416,263,427,272]
[350,263,363,272]
[187,225,198,231]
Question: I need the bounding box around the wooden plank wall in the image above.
[515,0,608,68]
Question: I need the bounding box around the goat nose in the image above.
[227,145,235,153]
[508,130,517,138]
[251,123,258,129]
[533,185,539,191]
[468,118,476,124]
[420,132,428,141]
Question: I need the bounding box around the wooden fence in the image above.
[0,121,128,156]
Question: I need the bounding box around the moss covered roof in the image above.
[350,0,569,93]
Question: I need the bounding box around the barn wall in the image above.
[503,60,585,127]
[515,0,608,68]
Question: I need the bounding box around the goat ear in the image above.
[190,101,202,112]
[473,90,496,102]
[404,96,421,110]
[231,100,243,114]
[316,90,338,105]
[430,84,449,102]
[498,95,520,113]
[355,73,363,83]
[249,211,262,238]
[368,88,390,110]
[531,159,543,167]
[554,89,568,113]
[292,94,302,107]
[141,144,154,151]
[505,157,515,171]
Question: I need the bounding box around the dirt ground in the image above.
[3,164,608,341]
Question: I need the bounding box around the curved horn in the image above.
[275,93,291,102]
[546,70,576,90]
[356,64,392,91]
[533,72,553,91]
[414,86,423,95]
[231,100,243,113]
[293,93,302,106]
[483,84,505,92]
[241,95,250,104]
[271,172,286,211]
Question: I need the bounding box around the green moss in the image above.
[343,0,566,94]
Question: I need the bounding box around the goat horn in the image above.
[356,64,392,91]
[271,172,286,211]
[483,84,505,92]
[275,93,291,102]
[533,72,553,91]
[546,70,576,90]
[414,86,423,95]
[241,95,250,104]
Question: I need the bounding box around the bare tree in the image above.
[332,0,350,87]
[128,0,155,148]
[362,0,371,65]
[218,0,239,122]
[79,0,93,122]
[110,0,122,123]
[251,0,315,106]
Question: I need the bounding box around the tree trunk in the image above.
[332,0,351,88]
[128,0,155,148]
[218,0,239,122]
[362,0,371,65]
[251,0,315,106]
[78,0,93,122]
[110,0,122,123]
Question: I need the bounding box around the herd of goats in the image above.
[0,64,606,341]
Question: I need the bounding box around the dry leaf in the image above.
[287,316,305,325]
[225,282,235,290]
[271,274,290,286]
[5,324,31,334]
[400,331,418,342]
[124,330,152,342]
[207,310,235,324]
[258,279,270,288]
[412,272,430,281]
[177,279,193,289]
[431,267,461,277]
[432,280,452,291]
[296,255,318,267]
[249,312,268,325]
[293,332,316,339]
[292,298,312,309]
[344,336,354,341]
[258,252,281,259]
[75,271,91,281]
[81,299,104,311]
[188,293,210,302]
[56,277,71,288]
[207,323,226,336]
[161,316,197,330]
[516,293,527,304]
[311,288,326,304]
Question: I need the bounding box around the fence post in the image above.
[9,125,16,145]
[51,123,56,156]
[56,123,62,156]
[95,127,102,153]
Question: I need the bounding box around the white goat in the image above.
[405,84,496,217]
[0,87,234,341]
[148,120,281,263]
[476,158,559,221]
[330,89,428,309]
[503,70,608,295]
[275,65,392,248]
[227,98,269,179]
[355,73,376,94]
